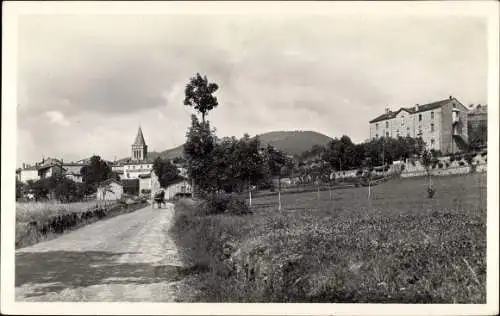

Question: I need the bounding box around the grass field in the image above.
[171,173,487,303]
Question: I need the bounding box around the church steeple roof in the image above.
[133,127,146,146]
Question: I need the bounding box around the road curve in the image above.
[15,203,194,302]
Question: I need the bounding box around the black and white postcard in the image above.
[2,1,499,315]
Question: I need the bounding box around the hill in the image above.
[117,131,332,162]
[256,131,332,156]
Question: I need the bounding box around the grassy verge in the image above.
[170,173,486,303]
[16,199,148,249]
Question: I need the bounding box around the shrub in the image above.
[481,151,487,157]
[438,162,444,169]
[459,161,465,166]
[200,194,252,216]
[141,189,151,195]
[445,162,450,168]
[449,155,456,162]
[464,154,474,166]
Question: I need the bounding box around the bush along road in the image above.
[15,203,201,302]
[16,200,150,249]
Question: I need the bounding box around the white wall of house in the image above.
[165,180,192,200]
[123,163,153,179]
[139,177,151,193]
[20,169,40,183]
[65,174,83,183]
[97,182,123,200]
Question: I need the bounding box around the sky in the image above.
[16,14,488,166]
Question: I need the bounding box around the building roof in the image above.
[37,162,62,171]
[369,97,457,124]
[21,166,39,171]
[133,127,147,146]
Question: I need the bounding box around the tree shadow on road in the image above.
[16,251,205,299]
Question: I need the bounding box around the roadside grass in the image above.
[16,200,116,223]
[16,199,148,249]
[170,173,486,303]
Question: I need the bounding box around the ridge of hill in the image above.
[118,131,332,162]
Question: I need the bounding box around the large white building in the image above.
[368,96,469,154]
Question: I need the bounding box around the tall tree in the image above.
[153,157,181,188]
[80,155,112,190]
[184,115,217,196]
[234,135,266,204]
[184,73,219,123]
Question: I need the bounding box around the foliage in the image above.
[184,73,219,123]
[312,135,426,174]
[28,178,51,201]
[184,114,217,194]
[80,155,113,191]
[54,177,83,203]
[171,174,486,303]
[265,144,294,191]
[153,157,182,188]
[16,179,26,200]
[468,121,487,150]
[198,194,252,216]
[464,153,475,166]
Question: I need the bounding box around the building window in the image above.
[375,123,378,130]
[431,138,435,146]
[385,121,389,128]
[431,111,434,120]
[396,129,400,137]
[375,134,378,138]
[419,114,422,121]
[431,123,435,132]
[386,131,389,138]
[401,116,405,126]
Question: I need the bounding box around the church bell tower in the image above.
[131,126,148,161]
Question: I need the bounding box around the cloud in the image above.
[16,14,488,165]
[45,110,70,127]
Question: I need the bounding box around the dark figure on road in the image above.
[153,190,166,208]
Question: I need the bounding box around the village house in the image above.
[138,173,152,194]
[61,162,87,183]
[17,157,89,184]
[369,96,469,154]
[96,179,124,200]
[149,170,192,200]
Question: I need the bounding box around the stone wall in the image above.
[400,152,487,178]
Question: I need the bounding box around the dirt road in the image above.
[15,203,197,302]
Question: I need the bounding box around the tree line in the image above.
[176,73,442,201]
